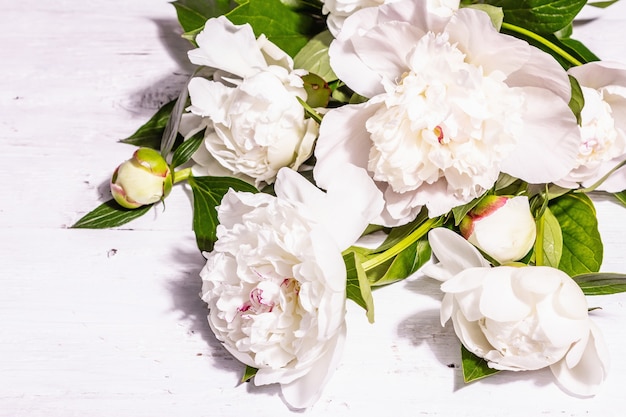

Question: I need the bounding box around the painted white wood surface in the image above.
[1,1,626,416]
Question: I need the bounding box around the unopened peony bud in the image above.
[110,148,173,209]
[459,195,536,264]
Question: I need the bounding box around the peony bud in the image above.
[459,195,536,264]
[110,148,173,209]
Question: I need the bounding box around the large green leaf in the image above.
[188,176,258,252]
[293,31,337,82]
[172,0,238,33]
[120,100,176,150]
[573,273,626,296]
[72,199,152,229]
[461,345,500,383]
[226,0,316,57]
[490,0,586,34]
[613,190,626,208]
[550,193,603,276]
[344,251,375,323]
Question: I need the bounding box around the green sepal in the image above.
[461,345,500,383]
[71,199,152,229]
[568,75,585,125]
[188,176,258,252]
[120,100,176,150]
[573,272,626,296]
[344,251,375,323]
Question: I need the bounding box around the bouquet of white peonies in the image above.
[74,0,626,409]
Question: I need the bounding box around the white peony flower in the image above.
[320,0,460,36]
[423,228,609,396]
[200,167,383,409]
[558,61,626,192]
[183,17,318,187]
[314,1,581,224]
[459,195,536,264]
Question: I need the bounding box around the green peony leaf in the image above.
[568,75,585,125]
[550,193,603,276]
[120,100,176,150]
[293,30,338,82]
[461,345,500,383]
[535,206,563,268]
[242,365,258,382]
[344,251,375,323]
[170,128,204,169]
[72,199,152,229]
[226,0,316,57]
[588,1,621,8]
[613,190,626,207]
[172,0,238,33]
[490,0,586,34]
[573,272,626,295]
[188,176,258,252]
[367,238,431,287]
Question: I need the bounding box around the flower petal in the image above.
[425,227,491,279]
[501,86,580,183]
[550,321,610,396]
[187,16,267,78]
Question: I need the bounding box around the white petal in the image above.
[479,267,531,322]
[550,321,610,396]
[427,227,491,277]
[280,325,347,409]
[313,102,379,189]
[186,78,233,122]
[501,86,580,183]
[188,16,266,78]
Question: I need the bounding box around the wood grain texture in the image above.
[1,1,626,416]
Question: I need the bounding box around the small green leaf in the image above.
[550,193,603,276]
[491,0,586,34]
[72,199,152,229]
[588,1,621,8]
[344,251,375,323]
[368,238,431,287]
[461,345,500,383]
[568,75,585,125]
[226,0,316,57]
[120,100,176,150]
[613,190,626,208]
[172,0,238,33]
[293,30,338,82]
[242,365,258,382]
[188,176,258,252]
[170,129,205,169]
[535,206,563,267]
[573,272,626,296]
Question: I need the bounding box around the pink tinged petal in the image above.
[279,325,347,409]
[313,102,379,189]
[427,227,491,276]
[500,86,580,183]
[187,16,267,78]
[479,267,531,322]
[550,321,610,396]
[446,8,530,77]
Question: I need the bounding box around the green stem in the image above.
[173,167,192,184]
[360,217,444,271]
[501,22,583,67]
[534,214,545,267]
[576,159,626,193]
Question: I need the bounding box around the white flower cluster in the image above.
[166,0,626,409]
